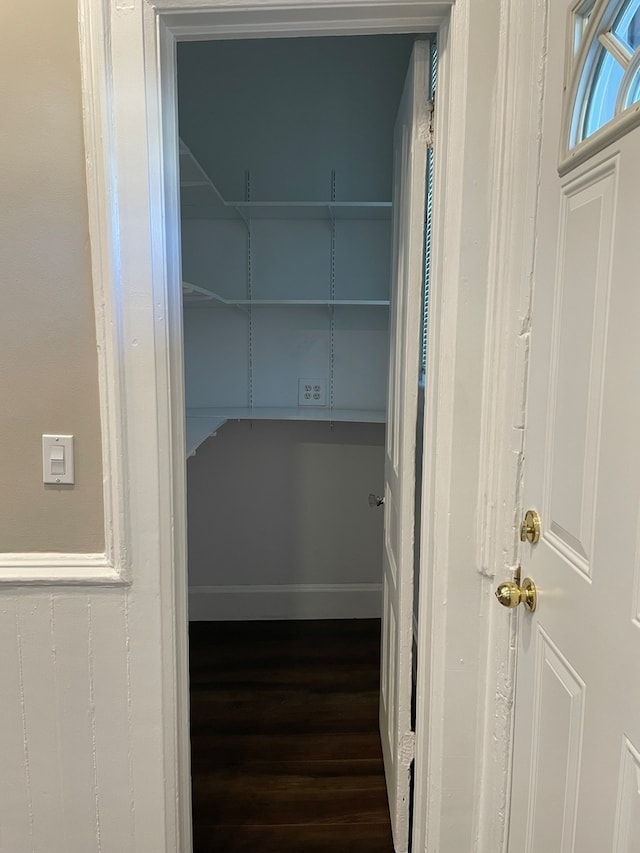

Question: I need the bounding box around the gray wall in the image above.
[177,34,415,203]
[0,0,104,552]
[187,420,385,618]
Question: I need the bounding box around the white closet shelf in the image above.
[225,201,392,220]
[179,138,392,221]
[182,281,389,308]
[188,407,386,422]
[185,406,386,457]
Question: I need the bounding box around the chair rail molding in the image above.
[0,553,123,585]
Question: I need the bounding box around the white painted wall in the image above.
[177,35,416,204]
[183,298,390,413]
[179,36,412,417]
[187,420,385,619]
[0,591,141,851]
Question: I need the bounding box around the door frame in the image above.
[77,0,545,849]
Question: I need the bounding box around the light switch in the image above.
[43,435,74,484]
[50,445,65,475]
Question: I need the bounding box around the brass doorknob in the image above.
[495,577,537,612]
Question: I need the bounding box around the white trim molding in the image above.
[76,0,131,587]
[0,553,123,585]
[188,583,382,621]
[0,0,131,588]
[472,0,548,849]
[158,0,453,38]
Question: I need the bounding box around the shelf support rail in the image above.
[329,169,336,424]
[246,169,254,412]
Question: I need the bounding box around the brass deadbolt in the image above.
[520,509,541,544]
[495,575,537,612]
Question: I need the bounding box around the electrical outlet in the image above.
[298,378,327,407]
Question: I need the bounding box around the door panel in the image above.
[380,39,430,853]
[613,738,640,852]
[509,3,640,851]
[526,629,585,852]
[544,166,616,577]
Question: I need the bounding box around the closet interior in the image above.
[178,34,421,621]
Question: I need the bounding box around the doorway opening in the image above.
[177,33,434,850]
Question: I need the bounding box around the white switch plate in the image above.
[42,435,74,484]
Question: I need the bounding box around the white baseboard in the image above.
[188,583,382,621]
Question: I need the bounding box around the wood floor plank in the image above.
[189,619,392,852]
[193,822,394,853]
[192,760,387,803]
[189,731,383,765]
[192,788,389,826]
[190,663,380,690]
[190,693,379,736]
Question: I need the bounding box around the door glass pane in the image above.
[625,67,640,106]
[614,0,640,51]
[575,3,595,54]
[583,48,625,138]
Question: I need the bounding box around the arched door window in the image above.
[562,0,640,171]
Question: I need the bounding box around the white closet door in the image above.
[380,38,431,853]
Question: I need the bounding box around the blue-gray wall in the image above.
[177,34,415,201]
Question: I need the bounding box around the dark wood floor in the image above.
[189,619,394,852]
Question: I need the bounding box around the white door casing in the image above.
[380,38,430,853]
[509,2,640,850]
[66,1,526,851]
